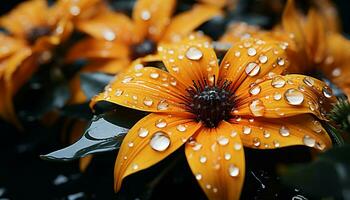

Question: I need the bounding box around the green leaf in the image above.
[40,111,129,161]
[281,145,350,199]
[80,72,114,100]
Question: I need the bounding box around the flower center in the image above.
[186,80,236,128]
[130,39,157,60]
[26,26,52,44]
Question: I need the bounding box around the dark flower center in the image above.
[130,39,157,60]
[186,80,236,128]
[27,26,52,44]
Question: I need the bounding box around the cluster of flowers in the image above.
[1,0,349,199]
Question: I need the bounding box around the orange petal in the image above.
[219,36,290,91]
[0,0,49,38]
[158,34,219,87]
[313,0,340,33]
[219,22,261,44]
[66,38,129,62]
[185,121,245,200]
[234,74,336,120]
[90,62,190,115]
[161,4,222,42]
[114,113,201,191]
[228,114,332,151]
[0,33,27,60]
[132,0,176,42]
[80,155,93,172]
[76,11,136,44]
[198,0,230,8]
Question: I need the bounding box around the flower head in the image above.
[90,35,335,199]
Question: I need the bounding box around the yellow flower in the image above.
[90,35,335,200]
[67,0,222,104]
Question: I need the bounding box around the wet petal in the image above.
[90,62,190,114]
[66,38,129,62]
[158,34,219,87]
[235,74,336,120]
[219,36,290,91]
[219,22,261,44]
[76,11,136,44]
[185,121,245,200]
[114,113,201,191]
[132,0,176,42]
[162,4,222,42]
[229,114,332,151]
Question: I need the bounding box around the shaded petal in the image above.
[132,0,176,42]
[114,113,201,191]
[234,74,336,120]
[162,4,222,42]
[76,11,136,44]
[219,36,290,91]
[90,61,190,114]
[219,22,261,44]
[185,121,245,200]
[313,0,340,33]
[66,38,129,62]
[228,114,332,151]
[158,34,219,87]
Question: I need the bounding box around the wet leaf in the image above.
[281,145,350,199]
[80,72,114,100]
[41,112,129,161]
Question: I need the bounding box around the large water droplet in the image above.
[322,86,333,98]
[157,100,169,110]
[141,10,151,20]
[303,135,316,147]
[185,46,203,61]
[228,164,240,177]
[284,88,304,105]
[249,99,265,116]
[138,127,149,138]
[303,77,314,87]
[243,126,251,134]
[263,130,271,138]
[259,55,268,64]
[250,85,261,95]
[247,48,257,56]
[143,97,153,107]
[277,58,285,66]
[273,92,282,100]
[155,119,167,128]
[217,136,229,146]
[176,124,187,132]
[149,131,171,151]
[150,72,159,79]
[199,156,207,163]
[245,63,260,76]
[312,120,323,133]
[271,76,286,88]
[279,126,290,137]
[195,173,202,180]
[224,153,231,160]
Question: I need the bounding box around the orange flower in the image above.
[0,0,101,126]
[90,35,335,199]
[67,0,222,103]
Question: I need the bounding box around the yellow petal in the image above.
[158,34,219,87]
[132,0,176,42]
[90,63,190,115]
[229,114,332,151]
[114,113,201,191]
[162,4,222,42]
[185,121,245,200]
[235,74,336,120]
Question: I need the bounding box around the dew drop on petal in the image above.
[249,99,265,116]
[185,47,203,61]
[277,57,285,66]
[250,85,261,95]
[115,89,123,97]
[273,92,282,100]
[271,76,286,88]
[128,142,134,147]
[155,118,167,128]
[303,77,314,87]
[243,126,252,134]
[224,153,231,160]
[312,120,323,133]
[103,30,116,41]
[273,140,280,147]
[122,76,133,83]
[141,10,151,20]
[157,100,169,110]
[247,48,257,56]
[149,131,171,151]
[284,89,304,105]
[176,124,187,132]
[231,130,237,137]
[199,156,207,163]
[195,173,202,180]
[132,163,139,170]
[332,68,341,77]
[143,97,153,107]
[259,55,268,64]
[253,138,261,147]
[233,142,242,150]
[263,130,270,138]
[303,135,316,147]
[138,127,149,138]
[228,164,240,177]
[217,135,229,146]
[245,63,260,76]
[322,86,333,98]
[279,126,290,137]
[150,72,159,79]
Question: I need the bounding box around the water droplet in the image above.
[185,47,203,61]
[213,188,218,193]
[234,51,241,57]
[277,58,285,66]
[250,85,261,95]
[249,99,265,116]
[233,142,242,150]
[245,62,260,76]
[312,120,323,133]
[322,86,333,98]
[122,76,133,83]
[141,10,151,20]
[271,76,286,88]
[303,77,314,87]
[189,140,202,151]
[157,100,169,110]
[279,126,290,137]
[273,92,282,100]
[243,126,251,134]
[195,173,202,180]
[115,89,123,96]
[155,119,167,128]
[128,142,134,147]
[206,184,212,189]
[149,131,171,151]
[231,130,237,137]
[138,127,149,138]
[303,135,316,147]
[176,124,187,132]
[253,138,261,147]
[70,6,80,16]
[224,153,231,160]
[143,97,153,107]
[247,48,257,56]
[259,55,268,64]
[217,136,229,146]
[284,89,304,105]
[132,163,139,170]
[103,30,116,41]
[263,130,270,138]
[150,72,159,79]
[199,156,207,163]
[273,140,280,147]
[332,68,341,77]
[228,164,240,177]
